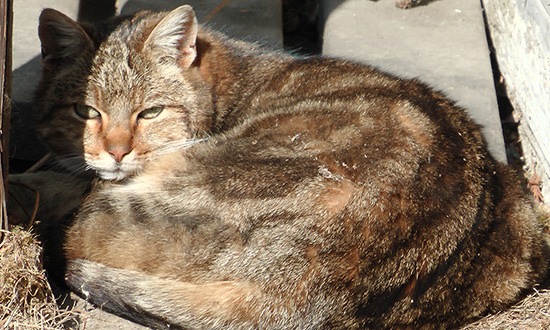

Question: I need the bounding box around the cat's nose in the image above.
[107,145,132,162]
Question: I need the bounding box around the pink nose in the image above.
[107,145,132,162]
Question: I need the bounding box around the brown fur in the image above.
[23,5,549,329]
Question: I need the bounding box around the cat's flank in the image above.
[32,5,548,329]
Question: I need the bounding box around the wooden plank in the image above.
[483,0,550,203]
[1,0,13,237]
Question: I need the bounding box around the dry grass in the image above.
[462,289,550,329]
[0,227,80,329]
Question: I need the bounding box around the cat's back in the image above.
[233,52,482,151]
[174,52,548,327]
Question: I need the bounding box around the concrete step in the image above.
[321,0,506,162]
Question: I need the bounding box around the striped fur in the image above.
[31,5,548,329]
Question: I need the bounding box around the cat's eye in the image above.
[138,106,164,120]
[74,104,101,120]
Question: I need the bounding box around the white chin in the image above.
[98,170,130,181]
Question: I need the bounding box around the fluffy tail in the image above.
[66,259,265,330]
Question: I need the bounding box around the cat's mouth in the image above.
[89,161,141,181]
[97,159,145,180]
[85,152,142,181]
[97,168,134,181]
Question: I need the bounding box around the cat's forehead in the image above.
[99,18,148,56]
[89,18,154,88]
[82,12,189,112]
[106,12,162,44]
[87,43,144,112]
[92,11,161,59]
[90,42,139,86]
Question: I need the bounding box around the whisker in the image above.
[46,154,94,178]
[150,138,209,158]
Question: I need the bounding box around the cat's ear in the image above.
[144,5,198,69]
[38,9,94,63]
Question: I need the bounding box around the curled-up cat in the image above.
[31,5,548,329]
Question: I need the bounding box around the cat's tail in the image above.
[65,259,271,330]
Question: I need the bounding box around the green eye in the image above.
[74,104,101,120]
[138,106,164,120]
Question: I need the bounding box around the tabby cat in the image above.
[28,5,548,329]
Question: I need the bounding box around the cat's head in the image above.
[35,6,212,180]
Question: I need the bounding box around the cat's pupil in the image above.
[74,104,100,120]
[138,106,164,119]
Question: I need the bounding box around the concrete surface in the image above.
[9,0,505,328]
[322,0,506,162]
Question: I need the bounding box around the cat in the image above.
[26,4,548,329]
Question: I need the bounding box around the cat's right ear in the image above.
[38,9,94,63]
[144,5,198,69]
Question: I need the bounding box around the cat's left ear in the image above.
[144,5,198,69]
[38,9,94,63]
